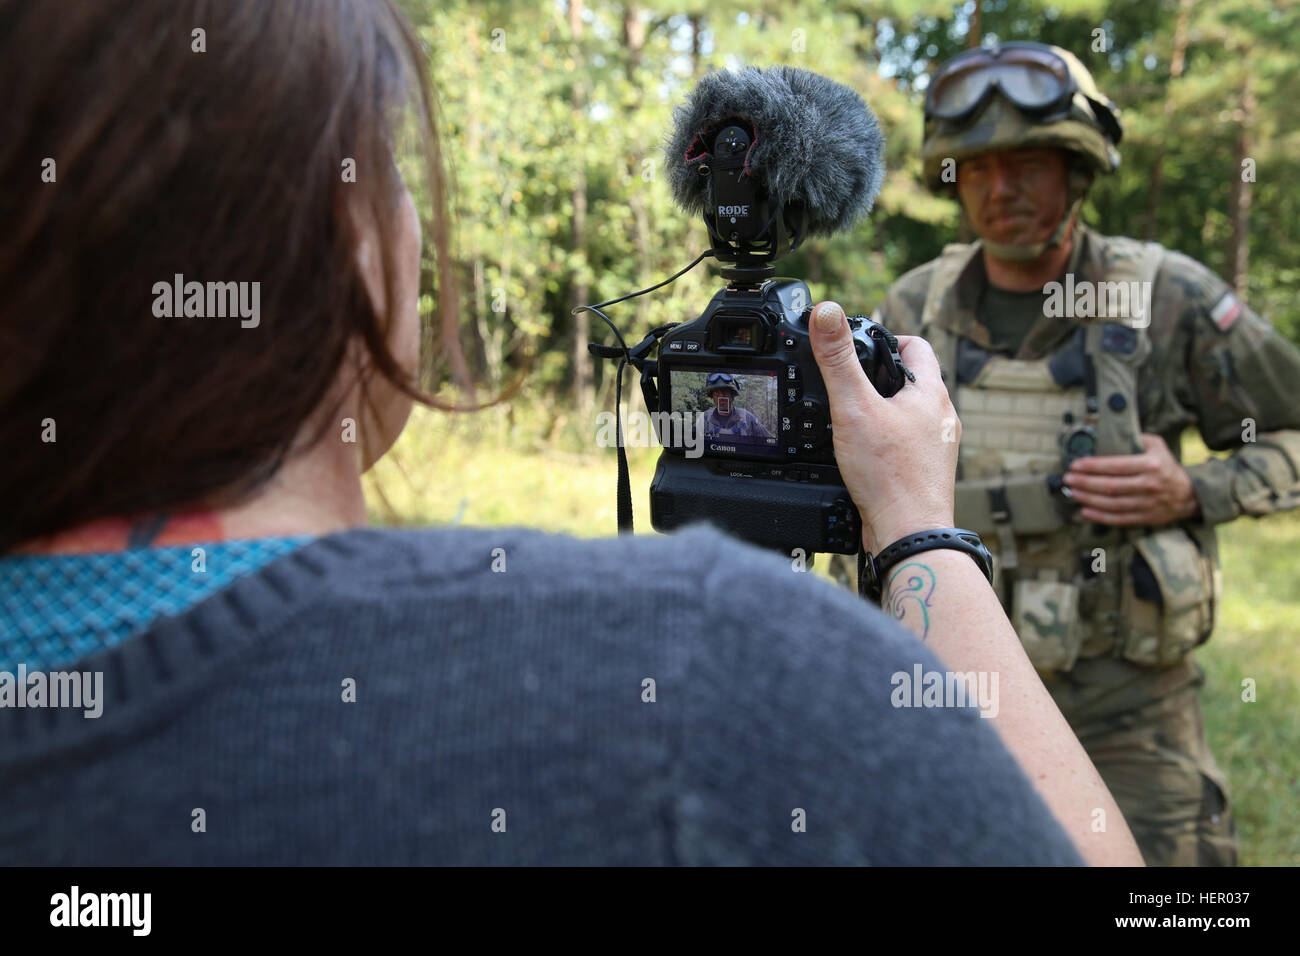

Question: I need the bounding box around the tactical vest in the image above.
[916,236,1220,672]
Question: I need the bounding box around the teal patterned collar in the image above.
[1,537,310,671]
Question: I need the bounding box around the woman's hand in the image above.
[807,300,959,554]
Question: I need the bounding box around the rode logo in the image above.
[717,204,749,216]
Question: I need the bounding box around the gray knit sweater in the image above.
[0,524,1082,865]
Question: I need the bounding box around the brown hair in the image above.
[0,0,457,552]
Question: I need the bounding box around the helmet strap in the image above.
[979,196,1081,262]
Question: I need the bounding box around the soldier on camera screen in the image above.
[700,372,773,440]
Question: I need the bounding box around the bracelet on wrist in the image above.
[858,528,994,604]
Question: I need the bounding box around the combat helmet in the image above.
[921,42,1123,260]
[704,372,740,397]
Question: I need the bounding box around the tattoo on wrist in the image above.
[884,561,937,641]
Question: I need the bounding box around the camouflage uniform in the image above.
[702,406,772,439]
[870,224,1300,865]
[842,43,1300,865]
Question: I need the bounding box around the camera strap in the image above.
[589,323,676,533]
[614,357,634,533]
[578,250,719,536]
[588,342,664,535]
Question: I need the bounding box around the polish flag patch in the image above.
[1210,292,1242,332]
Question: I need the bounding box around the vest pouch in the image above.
[1118,527,1218,667]
[1012,574,1083,672]
[955,474,1072,536]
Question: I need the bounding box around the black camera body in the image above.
[588,109,907,558]
[644,277,907,555]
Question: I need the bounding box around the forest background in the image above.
[370,0,1300,865]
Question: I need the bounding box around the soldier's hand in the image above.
[1063,433,1201,526]
[808,300,958,553]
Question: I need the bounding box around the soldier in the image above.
[860,42,1300,865]
[701,372,774,440]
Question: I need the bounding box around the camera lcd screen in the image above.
[670,368,780,457]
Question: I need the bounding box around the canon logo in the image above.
[717,205,749,216]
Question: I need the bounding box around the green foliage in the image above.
[372,0,1300,867]
[397,0,1298,404]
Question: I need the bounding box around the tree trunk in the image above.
[689,14,702,77]
[624,2,650,337]
[1143,0,1192,239]
[568,0,592,418]
[465,27,489,386]
[428,23,476,399]
[622,2,645,66]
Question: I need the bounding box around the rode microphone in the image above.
[664,64,886,264]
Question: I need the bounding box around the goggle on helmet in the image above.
[921,42,1123,192]
[704,372,740,397]
[926,42,1122,142]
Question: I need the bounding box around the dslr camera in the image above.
[632,121,909,556]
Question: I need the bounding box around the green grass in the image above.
[1196,509,1300,866]
[366,406,1300,865]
